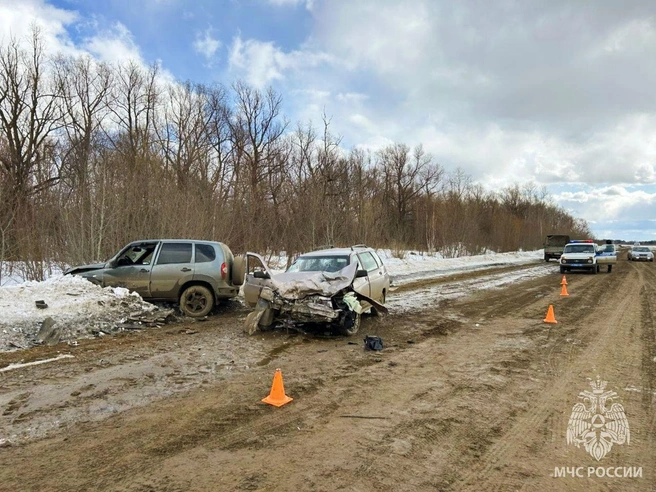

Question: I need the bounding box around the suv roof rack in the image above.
[350,244,367,250]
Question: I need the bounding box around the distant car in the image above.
[628,246,654,262]
[65,240,245,317]
[243,245,390,335]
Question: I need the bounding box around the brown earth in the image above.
[0,257,654,491]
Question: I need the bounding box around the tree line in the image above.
[0,30,590,280]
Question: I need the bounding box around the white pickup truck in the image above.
[559,240,617,274]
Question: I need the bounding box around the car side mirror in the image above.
[253,270,270,279]
[356,269,368,278]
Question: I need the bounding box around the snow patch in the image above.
[0,275,160,352]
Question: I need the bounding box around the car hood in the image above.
[64,263,107,275]
[269,263,358,300]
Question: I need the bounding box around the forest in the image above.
[0,30,590,280]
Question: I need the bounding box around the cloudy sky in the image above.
[2,0,656,240]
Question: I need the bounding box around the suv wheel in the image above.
[231,256,246,286]
[180,285,214,317]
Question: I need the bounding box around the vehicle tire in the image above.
[371,291,386,316]
[559,266,565,274]
[592,265,598,274]
[231,255,246,286]
[338,311,361,336]
[179,285,214,317]
[608,264,612,273]
[544,254,550,262]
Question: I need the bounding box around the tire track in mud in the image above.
[456,260,654,491]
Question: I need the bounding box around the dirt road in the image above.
[0,257,654,491]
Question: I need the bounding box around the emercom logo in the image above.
[566,378,630,461]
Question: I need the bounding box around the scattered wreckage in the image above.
[243,252,388,336]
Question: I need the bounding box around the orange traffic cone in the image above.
[543,304,557,324]
[560,284,569,297]
[262,368,293,407]
[560,275,568,285]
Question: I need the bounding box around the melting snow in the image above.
[0,275,159,352]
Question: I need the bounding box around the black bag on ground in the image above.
[364,335,383,351]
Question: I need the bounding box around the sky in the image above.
[1,0,655,241]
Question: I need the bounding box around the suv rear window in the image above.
[195,244,216,263]
[157,243,192,265]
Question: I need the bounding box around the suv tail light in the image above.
[220,262,227,279]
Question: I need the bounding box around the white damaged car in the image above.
[242,246,389,336]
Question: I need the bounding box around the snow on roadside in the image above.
[380,249,542,285]
[0,275,159,352]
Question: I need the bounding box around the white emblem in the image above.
[566,378,630,461]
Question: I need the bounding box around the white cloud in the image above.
[193,28,220,61]
[603,19,656,53]
[267,0,315,10]
[228,35,334,88]
[314,1,432,75]
[83,21,143,64]
[554,185,656,224]
[0,0,79,56]
[336,92,368,104]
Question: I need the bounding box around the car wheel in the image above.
[559,266,565,274]
[338,311,361,336]
[592,265,598,274]
[371,291,386,316]
[180,285,214,317]
[607,264,612,273]
[544,254,550,262]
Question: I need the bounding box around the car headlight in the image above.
[560,258,566,264]
[587,258,593,263]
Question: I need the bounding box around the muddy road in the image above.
[0,258,654,491]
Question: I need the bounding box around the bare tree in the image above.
[0,28,63,212]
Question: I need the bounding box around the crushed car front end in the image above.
[243,259,385,336]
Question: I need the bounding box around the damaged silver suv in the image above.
[243,245,390,336]
[65,240,245,317]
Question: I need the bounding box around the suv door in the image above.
[150,242,195,300]
[102,241,159,297]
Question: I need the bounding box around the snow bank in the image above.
[380,249,543,285]
[0,275,160,351]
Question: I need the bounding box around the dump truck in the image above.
[543,234,570,262]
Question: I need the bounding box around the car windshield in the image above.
[564,244,595,254]
[634,247,650,252]
[287,255,350,273]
